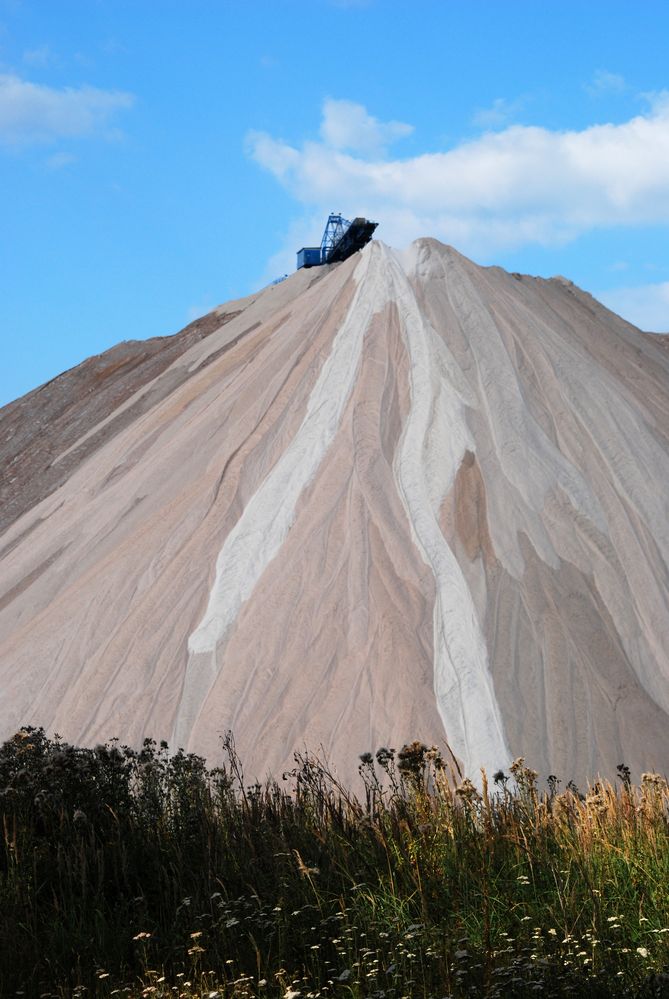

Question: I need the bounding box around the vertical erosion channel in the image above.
[172,245,387,750]
[388,245,511,778]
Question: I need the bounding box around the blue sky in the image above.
[1,0,668,406]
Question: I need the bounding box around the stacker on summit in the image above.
[296,213,378,270]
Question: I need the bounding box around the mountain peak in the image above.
[1,243,668,782]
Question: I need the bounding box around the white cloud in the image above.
[22,45,55,68]
[45,150,76,169]
[247,93,669,256]
[472,96,524,129]
[586,69,627,97]
[320,98,413,155]
[0,73,134,146]
[597,281,669,333]
[245,129,299,180]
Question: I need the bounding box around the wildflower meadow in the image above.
[0,729,667,998]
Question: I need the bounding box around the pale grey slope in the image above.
[0,240,667,784]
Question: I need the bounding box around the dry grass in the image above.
[0,730,667,998]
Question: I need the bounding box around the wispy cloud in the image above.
[597,281,669,333]
[319,98,412,156]
[45,150,76,169]
[22,44,56,68]
[247,93,669,256]
[0,72,135,146]
[585,69,627,97]
[471,96,524,129]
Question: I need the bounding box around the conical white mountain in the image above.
[1,239,668,782]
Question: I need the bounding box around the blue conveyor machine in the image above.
[297,213,378,270]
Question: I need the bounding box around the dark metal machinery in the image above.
[297,213,378,269]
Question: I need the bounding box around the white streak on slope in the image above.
[388,245,511,778]
[173,246,383,748]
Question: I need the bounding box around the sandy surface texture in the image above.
[1,239,668,783]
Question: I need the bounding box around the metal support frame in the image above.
[297,213,377,270]
[320,213,351,261]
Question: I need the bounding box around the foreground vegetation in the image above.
[0,729,668,998]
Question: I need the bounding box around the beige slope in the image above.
[1,239,668,783]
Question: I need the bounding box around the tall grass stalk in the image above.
[0,730,667,998]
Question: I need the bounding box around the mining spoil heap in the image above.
[1,239,668,783]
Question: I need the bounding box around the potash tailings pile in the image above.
[1,238,669,785]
